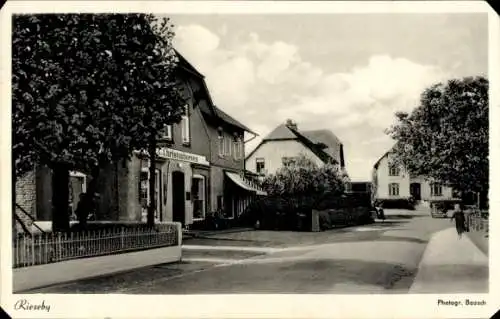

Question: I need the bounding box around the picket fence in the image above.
[13,223,180,268]
[466,212,489,234]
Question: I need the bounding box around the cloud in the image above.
[173,24,448,180]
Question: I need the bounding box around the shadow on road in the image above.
[120,258,420,294]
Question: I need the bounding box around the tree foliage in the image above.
[12,14,188,230]
[386,76,488,195]
[262,154,346,200]
[13,14,186,175]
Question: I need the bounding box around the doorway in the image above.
[410,183,421,200]
[172,171,185,226]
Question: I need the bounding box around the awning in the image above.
[225,172,267,196]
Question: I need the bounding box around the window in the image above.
[181,104,190,144]
[154,170,161,221]
[282,157,298,167]
[160,125,173,141]
[224,135,231,156]
[389,183,399,196]
[139,170,149,208]
[256,158,265,175]
[218,131,224,157]
[389,164,400,176]
[233,137,242,160]
[431,183,443,197]
[192,176,206,220]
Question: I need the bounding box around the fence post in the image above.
[121,227,124,249]
[57,232,62,262]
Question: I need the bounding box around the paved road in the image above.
[27,209,454,294]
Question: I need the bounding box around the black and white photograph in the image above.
[0,1,498,318]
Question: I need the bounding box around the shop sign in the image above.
[156,147,210,166]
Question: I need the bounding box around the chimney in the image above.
[285,119,298,131]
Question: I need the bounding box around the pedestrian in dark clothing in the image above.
[451,203,466,238]
[377,207,385,222]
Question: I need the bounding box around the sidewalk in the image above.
[409,227,488,293]
[14,245,181,292]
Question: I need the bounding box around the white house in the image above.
[372,150,457,203]
[245,120,346,176]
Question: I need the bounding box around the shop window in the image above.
[154,170,161,221]
[139,170,149,208]
[389,183,399,196]
[192,175,206,220]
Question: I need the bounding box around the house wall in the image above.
[14,171,37,233]
[374,154,456,201]
[210,165,225,213]
[206,124,245,171]
[245,140,324,175]
[166,76,211,160]
[374,155,410,199]
[409,176,454,201]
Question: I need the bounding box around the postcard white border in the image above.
[1,1,499,319]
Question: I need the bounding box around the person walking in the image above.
[450,203,466,238]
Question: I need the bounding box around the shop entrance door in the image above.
[172,171,185,226]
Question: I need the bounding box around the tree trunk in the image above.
[52,164,70,233]
[147,136,157,228]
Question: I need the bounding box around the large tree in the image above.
[386,76,488,206]
[12,14,186,231]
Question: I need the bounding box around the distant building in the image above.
[245,120,346,177]
[372,150,457,203]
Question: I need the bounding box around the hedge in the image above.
[239,193,375,231]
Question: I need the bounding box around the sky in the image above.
[168,13,488,181]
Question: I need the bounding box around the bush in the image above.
[238,196,312,231]
[374,198,415,210]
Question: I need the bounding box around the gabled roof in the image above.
[301,129,342,158]
[373,144,397,169]
[213,105,257,135]
[262,123,297,140]
[246,123,338,164]
[174,50,257,135]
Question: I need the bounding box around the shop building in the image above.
[13,51,266,232]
